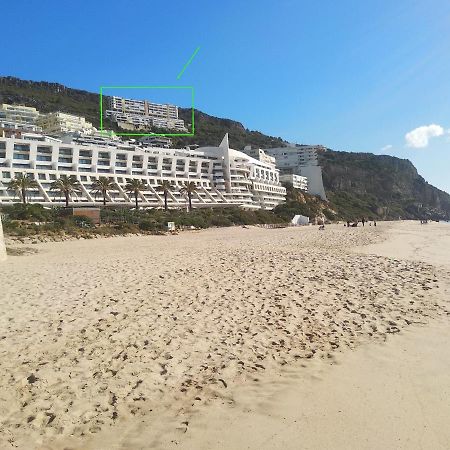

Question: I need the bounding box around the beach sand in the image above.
[0,221,449,449]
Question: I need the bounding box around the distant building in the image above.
[140,136,172,148]
[279,173,308,191]
[263,145,327,200]
[37,112,95,134]
[105,96,187,132]
[0,104,42,133]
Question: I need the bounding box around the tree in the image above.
[158,180,172,211]
[180,181,197,212]
[6,173,38,205]
[91,177,116,206]
[50,175,81,207]
[125,179,145,210]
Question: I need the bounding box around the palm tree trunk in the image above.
[103,190,107,206]
[188,192,192,211]
[164,191,168,211]
[135,191,139,210]
[65,192,69,208]
[21,187,26,205]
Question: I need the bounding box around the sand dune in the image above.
[0,222,449,448]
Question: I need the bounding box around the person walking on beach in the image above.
[362,217,365,227]
[374,220,377,227]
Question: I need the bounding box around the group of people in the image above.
[345,218,377,228]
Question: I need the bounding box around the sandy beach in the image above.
[0,221,449,449]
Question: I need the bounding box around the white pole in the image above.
[0,215,6,261]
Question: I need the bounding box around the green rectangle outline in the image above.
[99,86,195,137]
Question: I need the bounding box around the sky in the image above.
[2,0,450,193]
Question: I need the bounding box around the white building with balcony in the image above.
[105,96,187,132]
[37,112,95,134]
[0,134,285,209]
[264,145,327,200]
[279,173,308,191]
[0,104,42,133]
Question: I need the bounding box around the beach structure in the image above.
[0,133,286,209]
[291,214,309,225]
[105,96,187,132]
[0,215,6,261]
[261,145,327,200]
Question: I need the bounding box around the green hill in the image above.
[319,149,450,220]
[1,76,449,220]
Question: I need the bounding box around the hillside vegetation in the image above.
[1,76,449,220]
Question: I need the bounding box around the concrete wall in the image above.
[298,165,328,201]
[0,216,6,261]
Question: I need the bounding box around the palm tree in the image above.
[158,180,172,211]
[91,177,116,206]
[50,175,81,207]
[125,179,145,210]
[180,181,197,212]
[6,173,38,205]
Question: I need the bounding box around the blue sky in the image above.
[2,0,450,193]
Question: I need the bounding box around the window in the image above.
[79,150,92,157]
[38,173,46,180]
[79,159,91,165]
[13,144,30,151]
[98,152,110,159]
[80,176,88,181]
[37,146,52,154]
[13,153,30,160]
[50,174,56,180]
[59,148,73,156]
[58,157,72,163]
[37,155,51,161]
[2,171,11,178]
[12,163,31,168]
[0,142,6,150]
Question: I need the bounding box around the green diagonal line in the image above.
[177,47,200,79]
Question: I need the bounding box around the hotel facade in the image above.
[0,133,286,209]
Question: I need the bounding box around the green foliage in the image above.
[71,215,94,228]
[1,203,54,221]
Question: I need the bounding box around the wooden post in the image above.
[0,215,6,261]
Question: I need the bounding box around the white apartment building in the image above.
[37,112,95,134]
[106,96,187,132]
[279,173,308,191]
[264,145,327,200]
[139,136,172,148]
[0,134,285,209]
[0,104,42,133]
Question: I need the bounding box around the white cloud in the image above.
[405,124,444,148]
[380,144,393,152]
